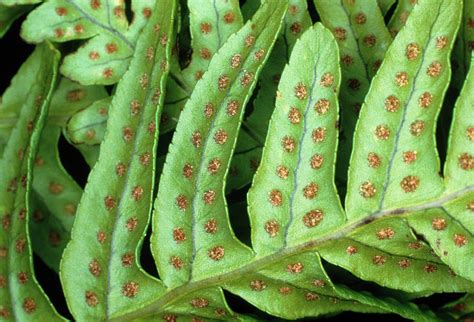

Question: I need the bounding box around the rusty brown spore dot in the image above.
[89,259,101,277]
[288,107,301,124]
[218,75,230,91]
[303,182,319,199]
[385,95,400,112]
[230,54,241,68]
[97,231,106,244]
[375,124,390,140]
[346,245,358,255]
[227,100,239,116]
[264,219,280,237]
[314,99,330,114]
[400,175,420,192]
[395,72,409,87]
[182,163,193,178]
[376,227,395,240]
[367,152,381,168]
[203,190,216,204]
[453,234,468,247]
[122,281,139,297]
[23,297,36,313]
[191,298,209,308]
[18,272,28,284]
[281,136,296,152]
[172,227,186,243]
[311,154,324,169]
[269,189,283,206]
[126,217,138,231]
[214,129,228,144]
[121,253,135,267]
[294,82,307,100]
[320,73,334,87]
[372,255,386,265]
[279,286,292,295]
[208,246,225,260]
[204,219,217,233]
[208,158,221,174]
[191,131,202,148]
[170,256,183,270]
[250,279,266,291]
[303,209,324,228]
[334,27,346,41]
[276,165,289,179]
[176,194,188,211]
[312,127,326,143]
[427,61,442,77]
[403,150,418,164]
[459,153,474,170]
[305,293,319,301]
[360,181,376,198]
[431,217,447,231]
[406,42,421,60]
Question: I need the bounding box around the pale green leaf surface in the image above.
[0,43,63,321]
[21,0,156,85]
[248,23,343,255]
[59,2,175,320]
[345,0,460,219]
[152,0,287,287]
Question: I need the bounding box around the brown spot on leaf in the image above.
[122,281,139,297]
[459,153,474,170]
[372,255,386,265]
[346,245,358,255]
[89,259,101,277]
[173,227,186,243]
[427,61,442,77]
[431,217,447,231]
[360,181,376,198]
[406,43,421,60]
[208,246,225,260]
[281,136,296,152]
[400,175,420,192]
[269,190,283,206]
[264,220,279,237]
[176,195,188,211]
[23,298,36,313]
[395,72,409,87]
[303,209,324,228]
[204,219,217,233]
[294,82,307,100]
[303,182,319,199]
[250,280,266,291]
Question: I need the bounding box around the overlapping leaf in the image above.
[0,4,31,37]
[228,0,312,192]
[0,43,63,321]
[60,1,175,320]
[314,0,392,189]
[452,0,474,89]
[21,0,156,85]
[152,0,287,288]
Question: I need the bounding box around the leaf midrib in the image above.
[112,185,474,321]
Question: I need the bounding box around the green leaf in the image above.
[314,0,392,189]
[405,55,474,281]
[65,96,112,145]
[21,0,158,85]
[0,4,32,38]
[387,0,417,38]
[29,79,107,271]
[248,22,343,254]
[441,294,474,320]
[345,0,460,218]
[228,0,312,193]
[377,0,396,15]
[0,43,63,321]
[0,0,40,5]
[152,0,287,288]
[182,0,243,86]
[59,1,175,320]
[452,0,474,89]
